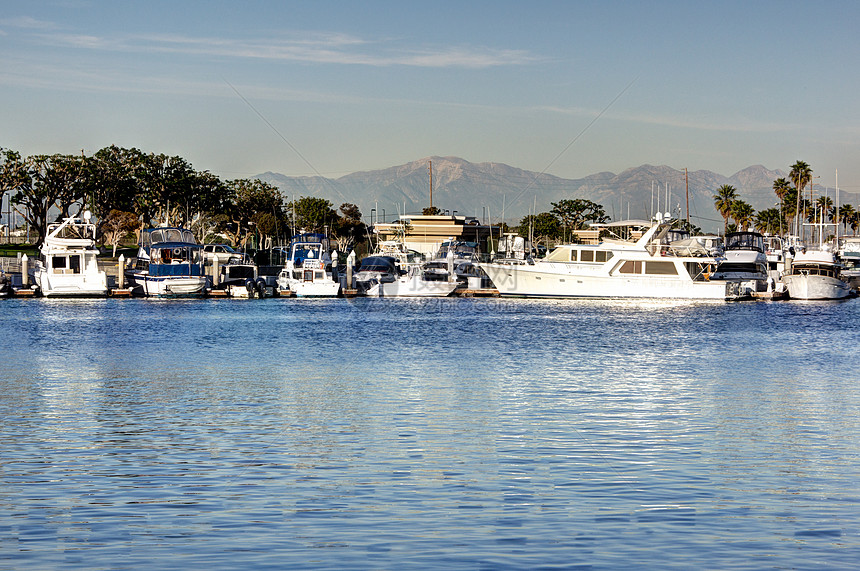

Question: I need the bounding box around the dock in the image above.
[456,288,500,297]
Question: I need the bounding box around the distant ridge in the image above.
[256,157,794,231]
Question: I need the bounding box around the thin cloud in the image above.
[536,104,805,134]
[0,16,59,30]
[33,29,537,68]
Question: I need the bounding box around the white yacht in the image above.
[478,220,747,300]
[838,237,860,291]
[276,234,341,297]
[354,255,459,297]
[710,231,769,295]
[783,249,852,300]
[34,212,108,297]
[128,227,208,297]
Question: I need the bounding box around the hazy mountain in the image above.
[256,156,791,232]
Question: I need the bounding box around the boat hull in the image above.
[479,263,733,300]
[783,274,852,300]
[292,280,341,297]
[365,277,458,297]
[133,274,208,298]
[34,270,108,297]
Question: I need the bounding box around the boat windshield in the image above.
[146,228,197,245]
[358,256,396,273]
[291,243,324,262]
[725,232,764,253]
[151,245,202,264]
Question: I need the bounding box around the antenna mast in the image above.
[429,160,433,209]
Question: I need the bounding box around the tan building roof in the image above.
[373,215,494,256]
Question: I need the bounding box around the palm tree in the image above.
[789,161,812,234]
[839,204,856,235]
[815,196,834,223]
[755,208,782,235]
[772,177,791,234]
[713,184,737,235]
[731,200,756,232]
[773,178,791,202]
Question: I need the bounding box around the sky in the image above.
[2,1,860,195]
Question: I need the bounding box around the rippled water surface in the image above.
[1,297,859,569]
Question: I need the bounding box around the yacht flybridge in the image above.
[478,220,749,300]
[34,212,108,297]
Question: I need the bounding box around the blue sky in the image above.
[2,1,859,194]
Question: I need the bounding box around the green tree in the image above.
[550,198,608,240]
[839,204,856,235]
[49,154,88,220]
[289,196,337,234]
[222,179,285,248]
[814,196,834,224]
[518,212,560,246]
[754,207,782,235]
[85,146,145,231]
[713,184,737,234]
[135,153,197,227]
[0,151,74,245]
[422,206,443,215]
[789,160,812,232]
[332,203,367,252]
[731,200,755,232]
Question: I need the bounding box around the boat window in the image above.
[580,250,594,262]
[52,255,68,270]
[544,247,569,262]
[69,255,81,274]
[595,251,612,263]
[570,250,577,261]
[685,262,714,281]
[645,261,678,275]
[618,260,642,274]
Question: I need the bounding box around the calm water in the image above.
[1,296,859,569]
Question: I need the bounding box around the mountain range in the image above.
[256,156,804,232]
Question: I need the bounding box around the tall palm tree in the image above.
[713,184,737,235]
[789,161,812,234]
[772,177,791,234]
[839,204,856,235]
[772,177,791,202]
[731,200,755,232]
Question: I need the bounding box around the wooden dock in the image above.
[456,288,500,298]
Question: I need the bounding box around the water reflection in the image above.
[1,297,859,568]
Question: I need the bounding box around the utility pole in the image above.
[429,160,433,210]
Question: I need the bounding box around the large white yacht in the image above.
[478,220,748,300]
[783,249,852,300]
[34,212,108,297]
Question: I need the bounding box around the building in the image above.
[372,214,494,257]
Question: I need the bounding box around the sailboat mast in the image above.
[685,167,690,225]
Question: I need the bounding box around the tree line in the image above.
[714,160,859,237]
[0,146,367,252]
